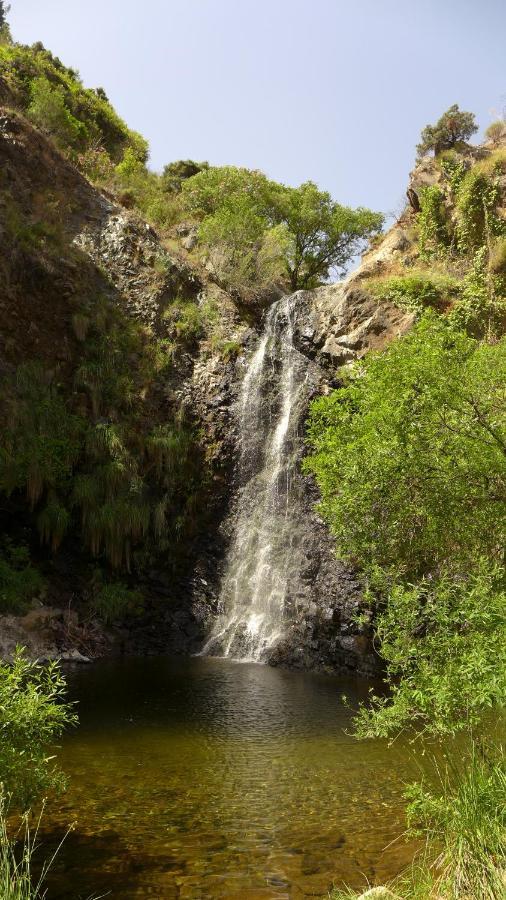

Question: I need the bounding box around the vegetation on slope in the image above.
[307,106,506,898]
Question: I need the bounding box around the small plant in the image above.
[0,799,62,900]
[0,541,45,615]
[365,272,459,313]
[91,581,144,624]
[0,649,76,809]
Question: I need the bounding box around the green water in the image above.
[39,657,421,899]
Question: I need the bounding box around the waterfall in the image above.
[202,295,313,662]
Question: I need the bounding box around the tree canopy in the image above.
[417,104,478,157]
[181,166,383,290]
[305,314,506,736]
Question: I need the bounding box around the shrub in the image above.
[417,104,478,157]
[455,168,502,252]
[0,649,76,809]
[0,542,45,615]
[366,271,459,313]
[27,76,87,151]
[305,315,506,580]
[161,159,208,193]
[91,581,144,624]
[485,120,506,144]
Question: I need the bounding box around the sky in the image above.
[8,0,506,219]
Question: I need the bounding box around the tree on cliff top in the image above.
[182,166,383,291]
[417,104,478,157]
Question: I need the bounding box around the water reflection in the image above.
[38,657,420,899]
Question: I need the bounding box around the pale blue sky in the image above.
[8,0,506,218]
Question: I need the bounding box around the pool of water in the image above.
[38,656,422,899]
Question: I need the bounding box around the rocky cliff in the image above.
[0,87,416,671]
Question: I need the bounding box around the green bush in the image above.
[0,543,45,615]
[305,315,506,737]
[91,581,144,624]
[27,76,87,150]
[417,185,450,258]
[0,43,148,163]
[366,271,459,313]
[0,649,76,809]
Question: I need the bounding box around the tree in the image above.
[182,166,382,291]
[305,314,506,736]
[417,104,478,157]
[273,181,383,290]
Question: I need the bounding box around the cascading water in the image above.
[202,295,314,662]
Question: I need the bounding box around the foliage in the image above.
[366,271,459,313]
[27,76,87,151]
[182,166,382,290]
[450,247,506,338]
[0,1,11,44]
[273,180,383,290]
[485,120,506,144]
[0,542,45,615]
[0,649,76,809]
[417,185,450,258]
[91,580,144,624]
[404,746,506,900]
[305,315,505,736]
[417,104,478,157]
[161,159,208,193]
[0,2,9,29]
[305,316,505,580]
[0,42,147,164]
[455,166,503,253]
[0,300,208,570]
[353,564,506,737]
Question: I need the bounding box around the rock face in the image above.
[0,94,416,672]
[292,280,414,368]
[189,282,413,675]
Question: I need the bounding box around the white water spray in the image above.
[202,295,312,661]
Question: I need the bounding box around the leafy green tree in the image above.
[417,104,478,157]
[273,181,383,290]
[0,649,77,809]
[305,315,506,736]
[182,166,382,290]
[305,316,505,578]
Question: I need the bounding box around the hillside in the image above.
[0,40,418,669]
